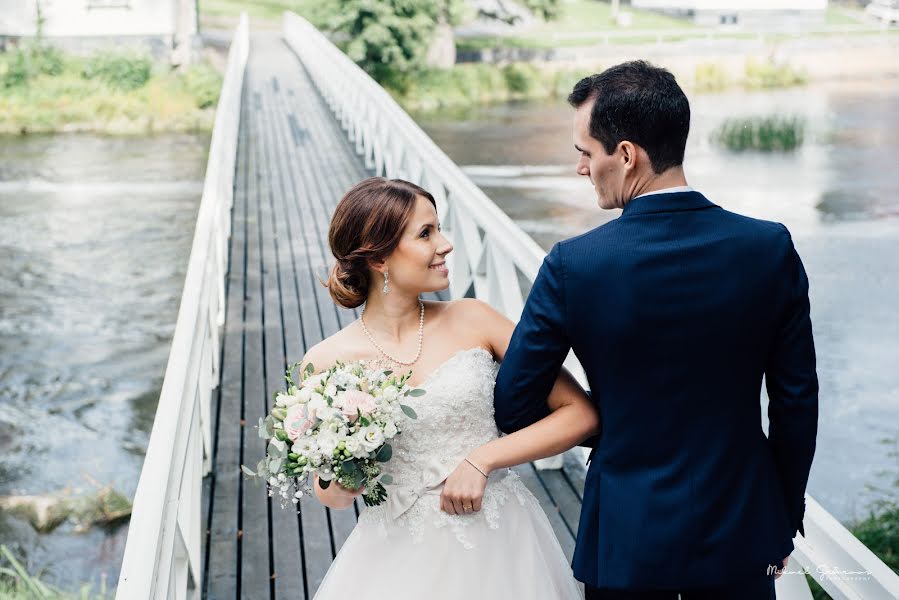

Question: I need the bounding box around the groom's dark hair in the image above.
[568,61,690,174]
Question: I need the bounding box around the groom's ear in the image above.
[619,140,638,170]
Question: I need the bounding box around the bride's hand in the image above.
[440,456,489,515]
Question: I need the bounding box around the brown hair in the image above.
[326,177,437,308]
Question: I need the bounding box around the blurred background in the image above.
[0,0,897,597]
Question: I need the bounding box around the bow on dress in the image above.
[383,459,451,521]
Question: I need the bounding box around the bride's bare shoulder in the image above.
[301,320,365,373]
[439,298,501,323]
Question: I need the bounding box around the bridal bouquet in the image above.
[241,360,421,508]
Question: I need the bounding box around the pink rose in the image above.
[340,390,377,421]
[284,404,314,441]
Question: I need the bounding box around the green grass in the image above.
[0,545,112,599]
[199,0,325,24]
[458,0,697,51]
[712,116,805,152]
[0,48,222,134]
[386,62,587,112]
[528,0,696,33]
[825,5,866,25]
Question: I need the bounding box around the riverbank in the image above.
[0,47,223,135]
[392,27,899,113]
[385,57,809,112]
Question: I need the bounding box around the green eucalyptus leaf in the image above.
[240,464,256,477]
[401,405,418,419]
[379,473,394,485]
[375,444,393,462]
[408,388,426,397]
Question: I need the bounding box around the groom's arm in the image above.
[494,243,571,434]
[765,227,818,538]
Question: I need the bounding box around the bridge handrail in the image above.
[115,13,249,599]
[282,12,899,599]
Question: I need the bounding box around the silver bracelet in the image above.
[465,457,488,479]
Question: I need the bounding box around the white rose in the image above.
[383,422,398,438]
[325,384,338,399]
[346,435,369,458]
[381,385,398,401]
[307,393,326,418]
[302,372,325,389]
[316,431,340,455]
[297,387,312,403]
[344,436,360,454]
[359,424,385,452]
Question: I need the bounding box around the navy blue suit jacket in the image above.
[494,191,818,589]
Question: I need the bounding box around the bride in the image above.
[305,177,599,599]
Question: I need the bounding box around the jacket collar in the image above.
[620,190,718,217]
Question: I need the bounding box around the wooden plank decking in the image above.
[201,33,586,599]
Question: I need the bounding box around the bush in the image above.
[502,63,539,95]
[180,62,222,109]
[0,44,65,88]
[694,62,729,93]
[522,0,561,20]
[745,59,806,89]
[82,52,152,91]
[712,116,805,152]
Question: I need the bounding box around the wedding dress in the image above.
[313,346,584,599]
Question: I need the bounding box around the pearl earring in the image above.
[382,270,390,294]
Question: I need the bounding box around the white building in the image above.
[631,0,828,29]
[0,0,198,62]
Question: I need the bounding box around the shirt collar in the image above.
[633,185,694,200]
[620,189,718,217]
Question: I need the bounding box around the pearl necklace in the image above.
[360,300,425,366]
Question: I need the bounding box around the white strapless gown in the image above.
[313,347,584,599]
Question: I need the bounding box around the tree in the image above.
[522,0,561,21]
[326,0,464,87]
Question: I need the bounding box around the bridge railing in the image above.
[282,12,899,599]
[115,13,249,599]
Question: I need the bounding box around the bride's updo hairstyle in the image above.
[326,177,437,309]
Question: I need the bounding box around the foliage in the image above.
[0,545,112,599]
[325,0,464,85]
[0,45,66,88]
[693,62,729,93]
[712,116,805,152]
[522,0,561,20]
[200,0,327,25]
[387,62,590,112]
[745,59,807,89]
[0,49,222,134]
[180,62,224,109]
[81,52,152,91]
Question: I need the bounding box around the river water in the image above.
[1,79,897,591]
[412,78,899,524]
[0,133,208,590]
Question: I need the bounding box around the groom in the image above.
[493,61,818,599]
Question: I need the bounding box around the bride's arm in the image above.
[439,300,599,516]
[299,345,366,511]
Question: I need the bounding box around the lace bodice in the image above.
[358,347,538,548]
